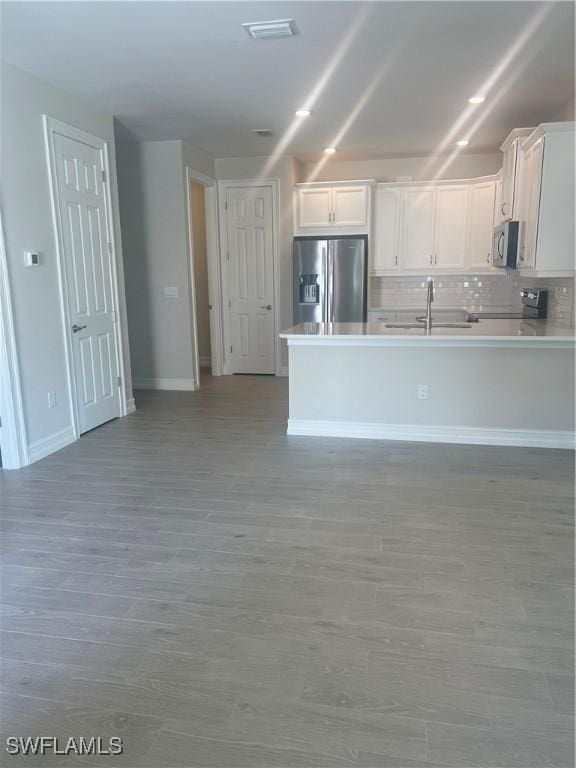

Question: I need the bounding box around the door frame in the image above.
[0,211,29,469]
[185,166,222,378]
[43,115,128,440]
[217,178,281,376]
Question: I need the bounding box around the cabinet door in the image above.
[332,185,368,227]
[494,176,504,225]
[297,187,332,228]
[500,140,517,221]
[468,181,496,270]
[400,187,436,269]
[518,139,544,269]
[434,185,469,269]
[372,186,400,271]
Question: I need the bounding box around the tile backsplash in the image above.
[370,274,575,326]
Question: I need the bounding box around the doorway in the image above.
[189,181,212,374]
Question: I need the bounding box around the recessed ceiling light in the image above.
[456,139,470,147]
[324,147,336,154]
[295,109,311,117]
[242,19,298,40]
[468,95,486,104]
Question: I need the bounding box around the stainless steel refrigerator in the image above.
[293,236,368,324]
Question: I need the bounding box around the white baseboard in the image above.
[199,356,211,368]
[125,397,136,414]
[287,419,575,449]
[277,365,289,377]
[132,377,197,391]
[28,425,77,463]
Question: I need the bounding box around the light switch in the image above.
[24,251,40,267]
[163,286,179,299]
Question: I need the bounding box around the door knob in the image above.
[71,324,87,333]
[261,304,272,310]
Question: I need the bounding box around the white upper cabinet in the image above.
[372,178,497,275]
[294,181,372,234]
[516,137,544,269]
[296,187,332,228]
[434,185,469,269]
[468,181,496,270]
[499,127,535,221]
[332,186,368,227]
[372,186,400,271]
[515,123,575,275]
[400,186,436,269]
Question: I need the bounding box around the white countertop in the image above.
[280,320,575,348]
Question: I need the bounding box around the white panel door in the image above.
[332,185,368,227]
[400,187,436,269]
[372,186,400,271]
[468,181,496,270]
[226,186,275,374]
[53,133,120,433]
[434,185,469,269]
[296,187,332,228]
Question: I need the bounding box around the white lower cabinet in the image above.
[468,181,496,270]
[400,186,436,269]
[434,185,469,269]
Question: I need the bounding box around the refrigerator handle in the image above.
[326,242,333,323]
[322,245,328,322]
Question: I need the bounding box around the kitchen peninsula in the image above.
[280,319,575,449]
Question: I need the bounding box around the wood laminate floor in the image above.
[1,374,574,767]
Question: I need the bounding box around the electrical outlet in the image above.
[417,384,429,400]
[47,391,56,409]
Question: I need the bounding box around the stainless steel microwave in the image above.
[493,220,519,268]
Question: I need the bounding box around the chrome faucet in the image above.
[424,279,434,332]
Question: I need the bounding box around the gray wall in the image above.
[301,153,502,183]
[1,63,132,449]
[289,345,574,433]
[116,140,196,385]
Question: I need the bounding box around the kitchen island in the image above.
[280,320,575,448]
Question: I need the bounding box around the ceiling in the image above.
[2,1,574,160]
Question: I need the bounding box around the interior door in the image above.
[400,187,436,269]
[53,132,121,433]
[434,185,469,269]
[468,181,496,269]
[226,186,275,374]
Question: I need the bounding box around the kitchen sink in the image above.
[384,321,473,329]
[384,323,426,329]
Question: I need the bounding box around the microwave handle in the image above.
[497,231,504,259]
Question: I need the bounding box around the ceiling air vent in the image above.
[242,19,298,40]
[252,129,273,138]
